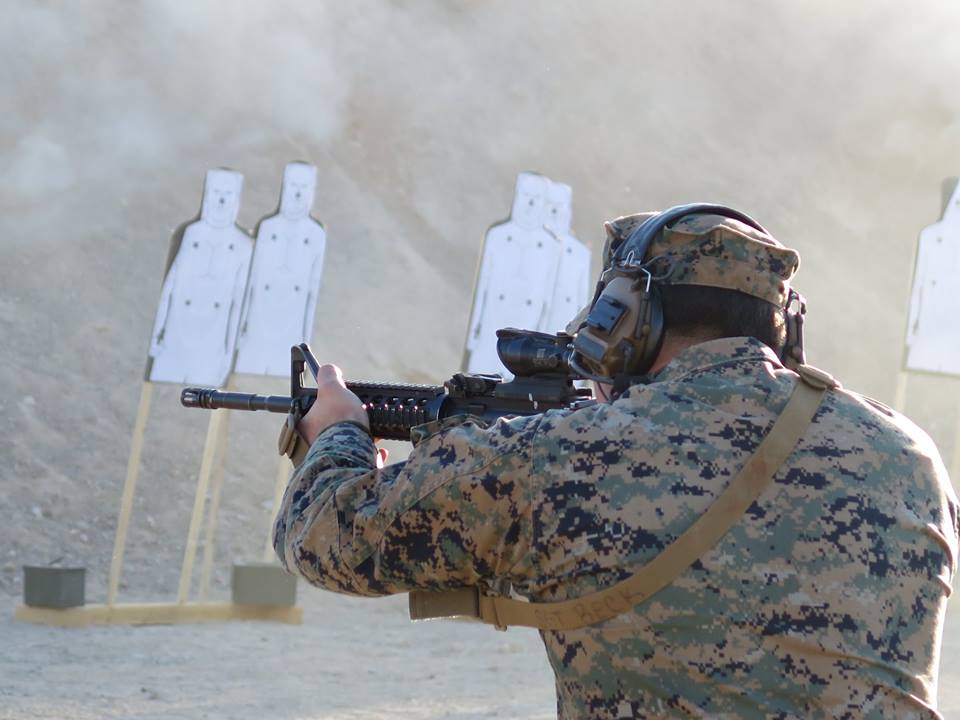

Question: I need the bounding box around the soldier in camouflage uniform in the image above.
[274,211,958,718]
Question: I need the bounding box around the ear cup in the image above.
[781,289,807,368]
[618,282,664,377]
[638,283,665,374]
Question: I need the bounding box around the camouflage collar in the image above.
[650,337,783,384]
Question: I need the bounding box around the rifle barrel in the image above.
[181,382,450,441]
[180,388,293,413]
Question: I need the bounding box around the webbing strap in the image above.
[278,410,310,468]
[409,369,832,631]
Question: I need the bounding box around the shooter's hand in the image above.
[297,364,370,446]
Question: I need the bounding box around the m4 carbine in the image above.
[180,328,595,441]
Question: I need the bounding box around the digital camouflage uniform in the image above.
[274,214,959,719]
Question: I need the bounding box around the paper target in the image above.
[465,172,562,377]
[543,181,591,333]
[905,182,960,376]
[234,162,327,377]
[148,168,253,386]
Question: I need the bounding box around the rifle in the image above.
[180,328,595,441]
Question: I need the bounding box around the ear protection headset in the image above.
[569,203,807,389]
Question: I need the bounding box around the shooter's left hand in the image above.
[297,364,370,445]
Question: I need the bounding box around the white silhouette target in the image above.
[148,169,253,386]
[543,181,591,333]
[465,172,562,377]
[234,163,327,377]
[905,182,960,376]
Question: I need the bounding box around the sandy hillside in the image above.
[2,1,960,717]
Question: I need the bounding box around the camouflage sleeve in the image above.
[273,414,544,597]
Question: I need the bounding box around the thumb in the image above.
[316,363,346,388]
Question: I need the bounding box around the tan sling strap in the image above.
[409,364,838,631]
[278,411,311,467]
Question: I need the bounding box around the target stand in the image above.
[15,167,301,627]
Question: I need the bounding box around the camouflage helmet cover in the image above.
[567,211,801,334]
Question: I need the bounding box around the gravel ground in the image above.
[1,591,556,720]
[3,588,959,719]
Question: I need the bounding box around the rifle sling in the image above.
[278,411,311,467]
[409,367,833,631]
